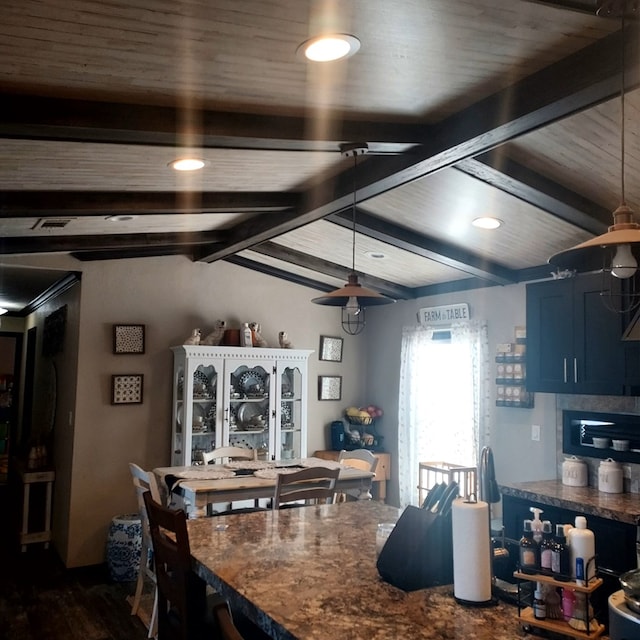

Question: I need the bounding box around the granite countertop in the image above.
[188,501,545,640]
[500,479,640,525]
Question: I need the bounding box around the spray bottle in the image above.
[530,507,544,544]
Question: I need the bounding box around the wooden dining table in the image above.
[187,500,530,640]
[153,457,374,517]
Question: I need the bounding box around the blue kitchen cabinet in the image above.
[526,273,626,395]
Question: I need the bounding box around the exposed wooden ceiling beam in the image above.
[521,1,600,14]
[0,191,298,216]
[456,151,612,234]
[197,26,637,263]
[223,254,338,293]
[327,209,517,286]
[0,92,422,152]
[0,231,225,255]
[412,264,554,298]
[71,246,196,261]
[248,241,413,300]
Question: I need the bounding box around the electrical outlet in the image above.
[531,424,541,441]
[623,464,632,479]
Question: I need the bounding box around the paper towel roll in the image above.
[452,498,492,604]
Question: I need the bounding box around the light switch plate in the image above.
[531,424,541,441]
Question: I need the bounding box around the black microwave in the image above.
[563,409,640,464]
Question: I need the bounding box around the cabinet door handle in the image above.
[573,358,578,384]
[563,358,567,384]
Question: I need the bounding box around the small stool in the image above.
[106,513,142,582]
[17,461,55,552]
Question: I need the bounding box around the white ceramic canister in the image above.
[598,458,623,494]
[562,456,588,487]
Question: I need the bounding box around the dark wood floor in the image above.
[0,484,148,640]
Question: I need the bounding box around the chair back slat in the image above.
[273,466,340,509]
[202,446,257,465]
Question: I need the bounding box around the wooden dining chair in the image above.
[128,463,161,638]
[142,490,247,640]
[201,446,257,465]
[202,446,263,514]
[336,449,378,501]
[272,466,340,510]
[337,448,378,473]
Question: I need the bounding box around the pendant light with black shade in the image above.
[311,143,395,335]
[549,2,640,312]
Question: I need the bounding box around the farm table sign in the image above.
[417,303,470,326]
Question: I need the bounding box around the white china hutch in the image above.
[171,346,313,466]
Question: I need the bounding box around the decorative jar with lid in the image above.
[598,458,623,494]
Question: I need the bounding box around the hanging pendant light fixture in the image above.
[311,143,395,335]
[549,2,640,312]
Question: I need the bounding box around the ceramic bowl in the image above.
[592,437,610,449]
[612,439,630,451]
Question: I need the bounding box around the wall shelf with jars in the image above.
[496,326,534,409]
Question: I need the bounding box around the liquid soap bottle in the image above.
[539,520,554,575]
[519,519,539,574]
[551,524,571,581]
[530,507,544,544]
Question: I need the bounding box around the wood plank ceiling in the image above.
[0,0,638,312]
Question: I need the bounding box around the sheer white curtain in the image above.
[397,320,490,507]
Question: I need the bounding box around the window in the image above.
[397,321,490,506]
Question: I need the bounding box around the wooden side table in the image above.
[313,450,391,502]
[16,460,55,552]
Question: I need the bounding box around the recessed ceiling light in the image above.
[169,158,206,171]
[365,251,387,260]
[472,217,502,230]
[106,215,137,222]
[297,34,360,62]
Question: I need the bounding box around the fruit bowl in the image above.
[345,415,373,426]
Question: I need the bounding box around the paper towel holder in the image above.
[452,494,498,607]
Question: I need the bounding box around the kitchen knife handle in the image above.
[436,481,460,517]
[431,480,459,514]
[421,482,447,509]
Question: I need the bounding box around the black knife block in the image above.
[376,505,453,591]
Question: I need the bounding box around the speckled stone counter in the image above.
[187,501,535,640]
[500,479,640,525]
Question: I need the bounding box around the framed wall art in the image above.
[319,335,343,362]
[113,324,145,354]
[318,375,342,401]
[111,374,144,405]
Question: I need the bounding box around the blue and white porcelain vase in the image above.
[106,513,142,582]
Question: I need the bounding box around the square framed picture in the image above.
[111,374,144,405]
[113,324,145,354]
[318,375,342,401]
[319,335,343,362]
